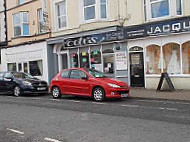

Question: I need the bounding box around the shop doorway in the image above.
[61,54,68,69]
[129,48,145,87]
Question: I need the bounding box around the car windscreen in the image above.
[85,69,107,78]
[12,72,35,79]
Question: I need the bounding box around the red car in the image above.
[50,68,130,101]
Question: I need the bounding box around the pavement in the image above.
[130,88,190,102]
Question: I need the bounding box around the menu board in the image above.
[115,52,128,70]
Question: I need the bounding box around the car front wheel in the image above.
[52,87,61,99]
[14,86,21,97]
[92,87,105,102]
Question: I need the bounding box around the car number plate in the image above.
[121,94,128,98]
[37,87,46,90]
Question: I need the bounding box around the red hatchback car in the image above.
[50,68,130,101]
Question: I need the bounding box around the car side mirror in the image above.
[81,76,88,80]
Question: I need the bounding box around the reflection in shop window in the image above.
[29,60,43,76]
[80,52,89,68]
[90,50,102,71]
[146,45,161,74]
[70,53,79,68]
[163,43,181,74]
[182,42,190,74]
[7,63,17,71]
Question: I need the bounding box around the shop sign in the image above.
[124,16,190,39]
[115,52,128,70]
[64,30,124,47]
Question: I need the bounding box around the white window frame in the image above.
[13,12,29,37]
[55,0,67,31]
[144,0,183,22]
[81,0,108,23]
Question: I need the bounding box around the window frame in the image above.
[13,12,29,37]
[144,0,183,22]
[81,0,108,23]
[55,0,67,30]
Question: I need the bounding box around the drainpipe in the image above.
[4,0,8,46]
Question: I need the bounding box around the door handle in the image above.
[134,75,140,77]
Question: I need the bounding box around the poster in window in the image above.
[115,52,128,70]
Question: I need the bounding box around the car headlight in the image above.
[22,81,32,86]
[108,83,121,88]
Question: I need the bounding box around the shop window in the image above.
[90,50,102,71]
[29,60,43,76]
[144,0,182,21]
[70,53,79,68]
[103,49,114,76]
[146,45,161,74]
[24,62,28,73]
[18,63,22,72]
[182,42,190,74]
[163,43,181,74]
[80,52,89,68]
[7,63,17,72]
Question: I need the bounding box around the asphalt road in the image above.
[0,94,190,142]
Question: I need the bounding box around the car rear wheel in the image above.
[92,87,105,102]
[14,86,21,97]
[52,87,61,99]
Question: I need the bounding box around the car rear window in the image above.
[61,70,70,78]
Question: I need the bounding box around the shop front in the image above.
[47,27,129,83]
[1,41,49,81]
[125,16,190,89]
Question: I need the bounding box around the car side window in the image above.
[70,70,86,79]
[61,70,70,78]
[0,73,4,81]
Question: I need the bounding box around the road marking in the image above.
[7,128,24,135]
[120,104,140,108]
[68,100,81,103]
[136,99,190,105]
[92,102,106,105]
[44,137,62,142]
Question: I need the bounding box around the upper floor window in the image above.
[18,0,24,5]
[55,1,66,29]
[38,9,45,33]
[83,0,107,21]
[144,0,182,21]
[13,12,29,37]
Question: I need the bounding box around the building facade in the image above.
[47,0,190,90]
[1,0,51,81]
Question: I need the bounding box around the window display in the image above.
[90,50,102,71]
[29,60,43,76]
[163,43,181,74]
[80,52,89,68]
[103,49,114,76]
[71,53,79,68]
[182,42,190,74]
[146,45,161,74]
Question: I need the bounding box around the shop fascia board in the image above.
[47,26,118,45]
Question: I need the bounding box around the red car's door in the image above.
[67,69,91,96]
[59,70,71,95]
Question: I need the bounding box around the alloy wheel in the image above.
[52,87,61,99]
[93,87,105,101]
[14,86,21,97]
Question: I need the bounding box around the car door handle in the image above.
[134,75,140,77]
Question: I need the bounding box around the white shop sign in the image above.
[115,52,127,70]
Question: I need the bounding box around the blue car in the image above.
[0,72,48,96]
